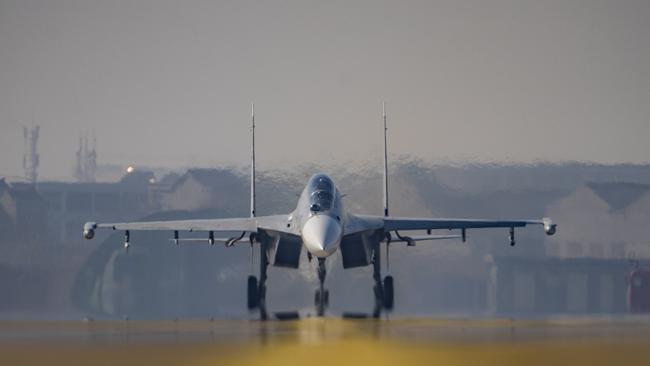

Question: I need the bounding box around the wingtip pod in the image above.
[542,217,557,236]
[83,222,97,240]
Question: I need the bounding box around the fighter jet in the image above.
[83,104,557,319]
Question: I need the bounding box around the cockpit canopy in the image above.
[308,174,335,212]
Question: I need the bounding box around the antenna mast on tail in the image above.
[382,102,389,217]
[250,103,256,218]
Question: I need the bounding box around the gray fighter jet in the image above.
[83,104,556,319]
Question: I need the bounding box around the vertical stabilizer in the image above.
[250,103,256,218]
[382,102,389,217]
[23,125,40,183]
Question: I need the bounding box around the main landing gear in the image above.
[372,242,394,318]
[383,275,394,310]
[314,258,329,317]
[250,252,330,318]
[248,241,392,319]
[247,241,269,320]
[247,275,258,309]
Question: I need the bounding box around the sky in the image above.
[1,0,650,181]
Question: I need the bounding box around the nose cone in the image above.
[302,215,342,257]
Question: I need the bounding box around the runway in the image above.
[2,317,650,366]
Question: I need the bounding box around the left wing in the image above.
[345,214,557,237]
[383,217,556,234]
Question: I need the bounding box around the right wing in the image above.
[83,214,296,241]
[95,218,257,232]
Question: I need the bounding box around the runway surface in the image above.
[2,317,650,366]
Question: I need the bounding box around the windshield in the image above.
[311,190,333,211]
[308,175,335,212]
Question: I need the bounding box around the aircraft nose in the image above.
[302,215,342,257]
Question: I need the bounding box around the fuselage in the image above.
[292,173,345,258]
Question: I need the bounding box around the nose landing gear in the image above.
[314,258,329,316]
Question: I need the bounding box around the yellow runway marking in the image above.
[2,318,649,366]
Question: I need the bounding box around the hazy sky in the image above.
[1,0,650,181]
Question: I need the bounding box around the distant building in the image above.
[0,178,47,242]
[482,180,650,315]
[37,170,156,243]
[0,170,159,316]
[0,178,50,313]
[154,169,248,213]
[25,168,250,244]
[0,180,13,236]
[545,182,650,259]
[486,256,635,315]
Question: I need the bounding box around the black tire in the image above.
[323,289,329,307]
[383,276,394,310]
[247,276,259,309]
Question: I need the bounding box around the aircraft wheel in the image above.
[383,276,394,310]
[247,275,259,309]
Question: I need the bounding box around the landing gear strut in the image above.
[372,242,395,317]
[258,241,269,320]
[247,241,269,320]
[314,258,329,316]
[372,242,384,318]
